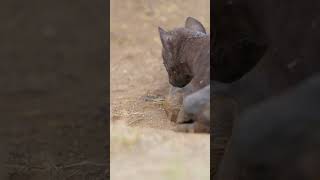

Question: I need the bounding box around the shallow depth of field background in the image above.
[0,1,107,179]
[110,0,210,179]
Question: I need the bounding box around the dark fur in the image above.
[212,0,320,173]
[178,85,210,133]
[217,74,320,180]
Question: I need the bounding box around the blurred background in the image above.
[110,0,210,180]
[0,0,108,179]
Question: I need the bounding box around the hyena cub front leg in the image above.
[164,85,184,123]
[164,84,193,123]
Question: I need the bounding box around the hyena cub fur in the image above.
[159,17,210,132]
[176,85,211,133]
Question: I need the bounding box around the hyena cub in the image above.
[159,17,210,132]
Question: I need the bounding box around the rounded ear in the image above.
[158,27,172,50]
[185,17,206,34]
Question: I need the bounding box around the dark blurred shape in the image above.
[0,0,108,179]
[211,0,320,175]
[217,74,320,180]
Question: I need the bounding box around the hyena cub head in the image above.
[158,17,207,88]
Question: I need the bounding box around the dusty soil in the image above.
[110,0,210,179]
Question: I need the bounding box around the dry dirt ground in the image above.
[110,0,210,179]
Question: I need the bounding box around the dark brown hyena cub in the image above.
[159,17,210,132]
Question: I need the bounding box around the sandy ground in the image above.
[110,0,210,179]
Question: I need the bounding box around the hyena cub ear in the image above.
[158,27,172,50]
[185,17,206,34]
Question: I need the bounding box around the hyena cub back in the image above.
[158,17,210,131]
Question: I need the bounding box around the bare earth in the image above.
[110,0,210,179]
